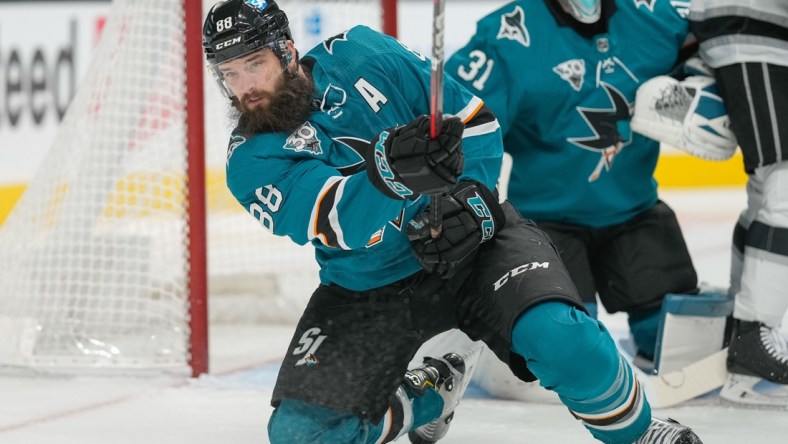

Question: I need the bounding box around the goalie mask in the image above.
[203,0,293,98]
[555,0,601,24]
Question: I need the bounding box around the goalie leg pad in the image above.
[653,291,733,374]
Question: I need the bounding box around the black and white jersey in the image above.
[689,0,788,68]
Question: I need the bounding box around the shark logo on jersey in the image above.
[285,122,323,155]
[496,5,530,47]
[320,84,347,119]
[568,82,633,182]
[634,0,656,12]
[323,31,349,55]
[553,59,586,92]
[227,134,246,163]
[334,136,368,176]
[244,0,268,11]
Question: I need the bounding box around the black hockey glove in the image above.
[365,115,464,200]
[407,180,505,279]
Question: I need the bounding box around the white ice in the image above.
[2,187,787,444]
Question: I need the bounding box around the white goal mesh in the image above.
[0,0,391,375]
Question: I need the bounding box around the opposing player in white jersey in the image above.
[203,0,703,442]
[687,0,788,406]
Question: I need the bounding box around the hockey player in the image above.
[687,0,788,405]
[203,0,702,442]
[446,0,700,366]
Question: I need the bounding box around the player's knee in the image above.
[268,400,314,444]
[268,399,362,444]
[511,301,619,389]
[584,301,599,319]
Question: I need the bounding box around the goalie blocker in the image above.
[631,75,737,161]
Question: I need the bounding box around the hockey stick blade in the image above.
[634,348,728,408]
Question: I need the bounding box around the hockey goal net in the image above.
[0,0,396,377]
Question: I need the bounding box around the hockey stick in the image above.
[634,348,728,408]
[428,0,446,238]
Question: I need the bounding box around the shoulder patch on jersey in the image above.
[320,84,347,119]
[553,59,586,92]
[284,122,323,155]
[496,5,530,47]
[227,134,246,163]
[323,31,349,55]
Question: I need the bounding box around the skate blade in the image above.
[454,342,485,396]
[720,373,788,409]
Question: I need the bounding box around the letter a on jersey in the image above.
[497,5,530,47]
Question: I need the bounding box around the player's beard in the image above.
[230,72,314,136]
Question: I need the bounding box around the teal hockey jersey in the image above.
[446,0,689,227]
[225,26,503,291]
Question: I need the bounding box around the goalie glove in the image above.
[365,115,464,200]
[631,75,737,161]
[407,181,505,279]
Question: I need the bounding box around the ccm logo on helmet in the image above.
[216,36,242,50]
[493,262,549,291]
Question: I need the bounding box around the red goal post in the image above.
[0,0,397,378]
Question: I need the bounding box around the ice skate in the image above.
[634,417,702,444]
[721,319,788,407]
[406,344,483,443]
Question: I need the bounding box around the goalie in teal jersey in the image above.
[447,0,703,368]
[203,0,701,442]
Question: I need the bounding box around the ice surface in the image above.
[2,188,787,443]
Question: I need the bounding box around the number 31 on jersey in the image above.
[456,49,494,91]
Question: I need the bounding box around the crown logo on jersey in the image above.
[553,59,585,92]
[284,122,323,155]
[496,5,530,47]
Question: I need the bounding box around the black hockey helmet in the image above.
[203,0,293,96]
